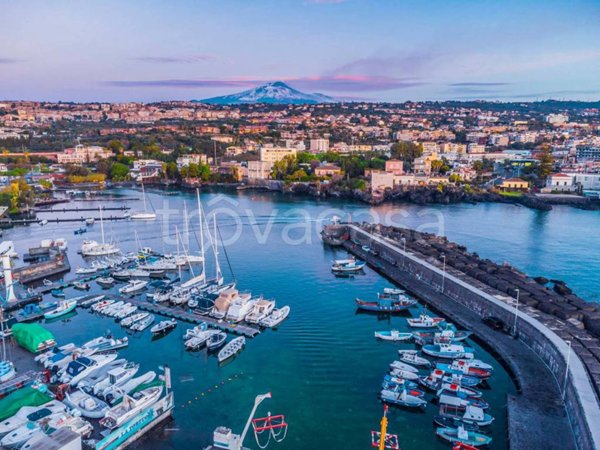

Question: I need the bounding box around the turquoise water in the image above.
[6,189,598,449]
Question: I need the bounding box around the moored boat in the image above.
[217,336,246,363]
[44,299,77,320]
[407,314,445,328]
[422,343,475,360]
[258,305,290,328]
[118,279,148,295]
[436,426,492,447]
[374,330,413,342]
[380,389,427,409]
[150,318,177,335]
[356,297,416,313]
[206,331,227,351]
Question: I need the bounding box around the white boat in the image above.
[130,183,156,220]
[0,412,64,448]
[99,386,163,429]
[82,335,128,353]
[397,351,431,367]
[64,389,109,419]
[115,304,138,319]
[59,354,118,385]
[0,361,15,383]
[42,279,53,287]
[39,219,48,226]
[101,370,156,405]
[390,360,419,373]
[183,323,209,340]
[150,318,177,334]
[0,401,66,436]
[245,298,276,324]
[85,217,95,225]
[91,299,115,312]
[113,268,150,279]
[258,305,290,328]
[81,240,120,257]
[130,314,155,332]
[374,330,413,342]
[43,299,77,320]
[118,279,148,294]
[226,296,257,323]
[35,343,77,366]
[217,336,246,363]
[96,276,115,287]
[77,358,127,392]
[389,368,420,381]
[211,288,249,319]
[19,414,93,448]
[407,314,445,328]
[138,259,177,271]
[92,363,139,397]
[121,312,149,328]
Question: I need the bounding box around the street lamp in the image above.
[400,237,406,268]
[441,254,446,293]
[513,288,520,336]
[562,340,572,400]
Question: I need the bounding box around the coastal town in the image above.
[0,97,599,218]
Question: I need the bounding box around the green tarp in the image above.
[0,386,52,421]
[11,323,56,353]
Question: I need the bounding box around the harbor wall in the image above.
[346,225,600,450]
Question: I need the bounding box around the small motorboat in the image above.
[380,389,427,409]
[42,279,53,287]
[39,219,48,226]
[397,351,431,367]
[85,218,95,225]
[381,375,419,391]
[0,401,66,436]
[101,370,156,405]
[258,305,290,328]
[331,259,366,273]
[245,298,276,324]
[437,382,482,399]
[389,368,419,382]
[435,426,492,447]
[64,389,109,419]
[374,330,413,342]
[356,297,416,313]
[390,361,419,373]
[0,361,16,383]
[51,289,65,298]
[96,276,115,288]
[99,386,163,429]
[436,361,491,380]
[150,318,177,335]
[44,299,77,319]
[407,314,445,328]
[218,336,246,363]
[206,331,227,351]
[438,390,489,410]
[438,403,494,427]
[121,312,149,328]
[433,415,480,432]
[454,359,493,372]
[82,334,129,353]
[130,314,155,332]
[118,279,148,295]
[92,362,140,397]
[74,227,87,235]
[76,267,97,275]
[73,281,90,291]
[422,343,475,360]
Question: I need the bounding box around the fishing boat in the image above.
[397,350,431,367]
[218,336,246,363]
[437,382,482,399]
[389,368,420,382]
[331,259,366,273]
[380,389,427,409]
[356,297,416,313]
[258,305,290,328]
[150,318,177,335]
[100,386,163,429]
[130,314,155,332]
[436,426,492,447]
[245,298,276,324]
[50,289,65,298]
[407,314,445,328]
[206,331,227,351]
[438,403,494,427]
[96,276,115,288]
[374,330,413,342]
[0,361,15,383]
[390,361,419,373]
[433,415,480,432]
[44,299,77,319]
[422,343,475,360]
[64,389,109,418]
[73,281,90,291]
[436,361,492,380]
[118,279,148,294]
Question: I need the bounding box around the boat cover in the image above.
[0,386,52,420]
[11,323,56,353]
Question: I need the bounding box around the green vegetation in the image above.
[109,162,130,181]
[498,190,523,198]
[390,141,423,170]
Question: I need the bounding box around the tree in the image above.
[271,155,298,180]
[390,142,423,170]
[536,149,554,181]
[107,139,124,154]
[110,162,130,181]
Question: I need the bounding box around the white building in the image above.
[176,154,207,169]
[546,114,569,125]
[246,161,273,180]
[56,145,112,164]
[309,138,330,153]
[259,146,296,163]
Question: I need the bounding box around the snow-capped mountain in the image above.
[196,81,336,105]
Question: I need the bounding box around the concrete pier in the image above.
[324,222,600,450]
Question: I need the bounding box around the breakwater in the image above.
[323,222,600,450]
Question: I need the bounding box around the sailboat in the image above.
[130,182,156,220]
[80,207,120,256]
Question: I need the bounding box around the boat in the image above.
[39,219,48,226]
[454,359,494,372]
[436,426,492,447]
[433,415,480,432]
[91,299,115,312]
[50,289,65,298]
[74,227,87,235]
[379,288,405,298]
[101,370,156,405]
[113,268,150,280]
[99,385,163,429]
[42,279,53,287]
[382,381,426,398]
[59,354,118,385]
[437,382,482,399]
[0,412,67,448]
[64,389,109,418]
[75,266,98,275]
[245,298,276,324]
[226,296,258,323]
[356,297,417,313]
[437,389,489,410]
[92,363,140,397]
[15,304,44,323]
[130,182,157,221]
[0,401,66,436]
[44,299,77,320]
[206,331,227,351]
[118,279,148,294]
[210,288,248,319]
[422,343,475,360]
[331,259,366,273]
[73,281,90,290]
[436,361,492,380]
[96,276,115,288]
[217,336,246,363]
[442,374,481,388]
[452,443,481,450]
[258,305,290,328]
[407,314,446,328]
[380,389,427,409]
[390,361,419,373]
[389,368,420,382]
[150,318,177,335]
[183,323,209,340]
[374,330,413,342]
[82,334,129,353]
[0,361,15,383]
[130,314,155,332]
[438,403,494,427]
[121,312,149,328]
[85,217,95,225]
[397,351,431,367]
[381,375,419,391]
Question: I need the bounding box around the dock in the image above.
[123,297,261,338]
[13,253,71,284]
[33,206,130,213]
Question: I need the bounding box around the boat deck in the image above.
[118,297,261,338]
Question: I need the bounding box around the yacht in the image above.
[59,354,118,385]
[0,401,66,436]
[130,183,156,220]
[118,279,148,294]
[211,288,249,320]
[80,208,120,256]
[226,296,258,323]
[99,386,163,429]
[245,298,276,324]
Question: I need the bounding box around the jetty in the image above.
[322,222,600,450]
[112,297,260,338]
[13,253,71,284]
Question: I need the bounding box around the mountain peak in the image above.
[195,81,335,105]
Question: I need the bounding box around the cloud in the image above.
[0,58,21,64]
[329,52,436,80]
[132,55,216,64]
[455,89,600,100]
[449,82,511,87]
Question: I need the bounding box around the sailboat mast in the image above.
[213,214,222,282]
[196,189,205,262]
[99,206,106,244]
[141,182,148,213]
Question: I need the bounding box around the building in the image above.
[499,178,529,191]
[576,146,600,161]
[56,145,112,164]
[309,138,330,153]
[413,152,439,175]
[440,143,467,154]
[385,160,404,175]
[246,160,273,180]
[467,144,486,154]
[176,154,207,169]
[546,114,569,125]
[259,146,296,163]
[569,173,600,191]
[314,164,342,177]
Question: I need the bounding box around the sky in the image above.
[1,0,599,102]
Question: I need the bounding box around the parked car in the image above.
[482,315,506,332]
